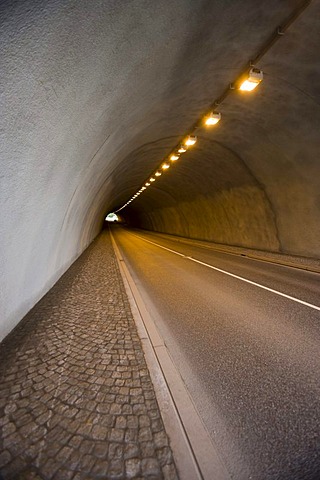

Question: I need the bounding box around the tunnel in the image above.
[1,1,320,479]
[1,0,319,341]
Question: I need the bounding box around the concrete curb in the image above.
[110,230,231,480]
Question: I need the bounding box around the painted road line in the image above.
[130,233,320,312]
[137,232,320,273]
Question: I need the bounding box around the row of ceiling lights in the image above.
[116,68,263,212]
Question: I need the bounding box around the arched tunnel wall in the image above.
[124,138,281,252]
[1,0,320,341]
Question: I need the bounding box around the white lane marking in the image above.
[130,233,320,312]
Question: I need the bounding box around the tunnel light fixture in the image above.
[184,135,197,147]
[178,146,187,153]
[204,112,221,126]
[116,55,271,212]
[115,10,298,217]
[239,68,263,91]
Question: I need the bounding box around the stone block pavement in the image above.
[0,230,178,480]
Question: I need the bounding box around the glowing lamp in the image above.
[155,171,162,176]
[150,178,155,182]
[170,154,179,161]
[205,112,221,126]
[145,182,150,186]
[162,163,170,170]
[184,135,197,147]
[178,146,187,153]
[239,68,263,91]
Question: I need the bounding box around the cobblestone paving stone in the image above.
[0,230,178,480]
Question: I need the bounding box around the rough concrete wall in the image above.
[1,0,319,340]
[2,0,230,340]
[125,139,281,251]
[130,186,280,251]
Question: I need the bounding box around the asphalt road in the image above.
[111,226,320,480]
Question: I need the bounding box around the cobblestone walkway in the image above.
[0,230,178,480]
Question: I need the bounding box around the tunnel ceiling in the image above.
[117,0,320,257]
[1,0,320,339]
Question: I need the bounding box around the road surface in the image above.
[111,226,320,480]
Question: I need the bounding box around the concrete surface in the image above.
[112,226,320,480]
[1,0,320,340]
[0,230,178,479]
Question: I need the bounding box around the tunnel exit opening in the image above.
[105,213,119,222]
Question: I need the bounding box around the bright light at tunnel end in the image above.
[106,213,119,222]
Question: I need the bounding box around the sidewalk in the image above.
[0,230,178,479]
